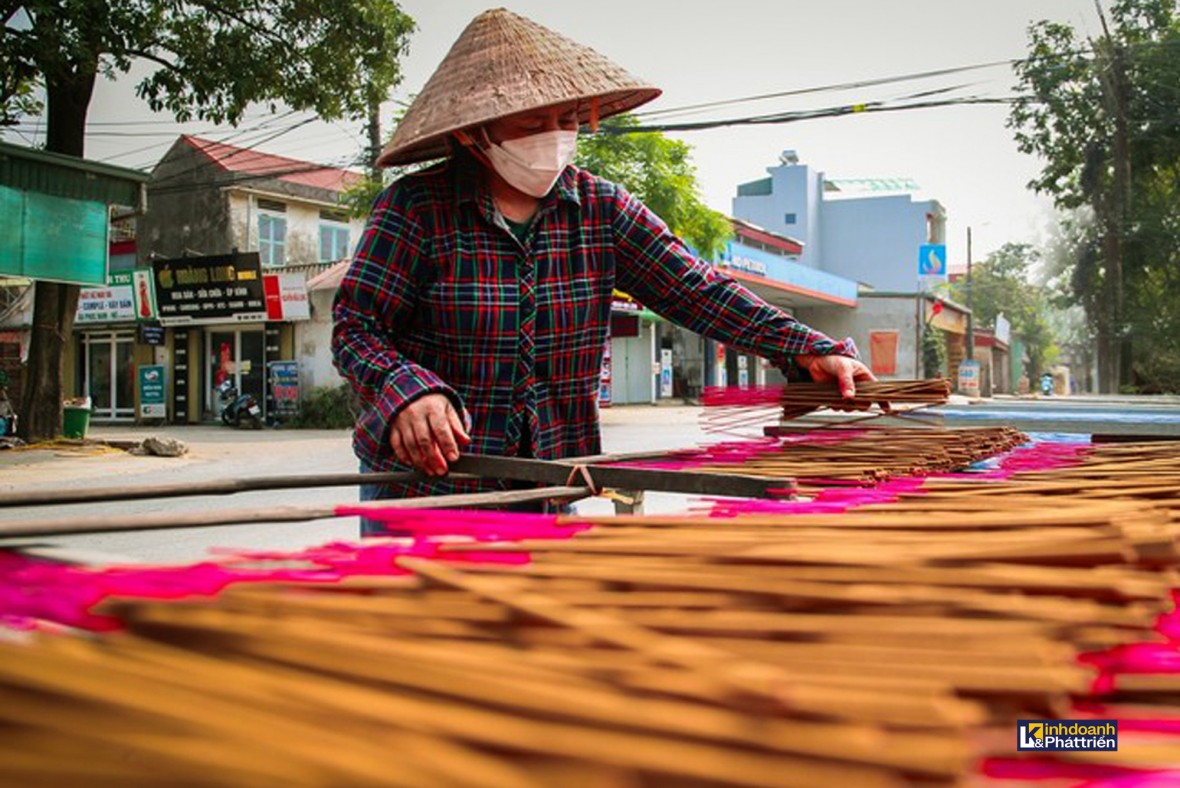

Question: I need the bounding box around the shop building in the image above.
[0,139,150,429]
[731,149,976,383]
[607,217,860,405]
[90,135,364,424]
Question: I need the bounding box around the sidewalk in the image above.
[0,403,714,492]
[0,404,719,564]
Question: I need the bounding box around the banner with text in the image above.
[152,252,267,326]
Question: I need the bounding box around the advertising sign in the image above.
[660,348,673,398]
[152,252,267,326]
[263,273,311,321]
[0,186,109,285]
[919,244,948,278]
[138,364,167,419]
[267,360,300,418]
[599,340,612,407]
[76,271,135,323]
[958,359,981,398]
[132,268,157,320]
[995,313,1012,345]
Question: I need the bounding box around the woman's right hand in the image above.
[389,394,471,476]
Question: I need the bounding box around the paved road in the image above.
[0,404,717,565]
[6,394,1177,565]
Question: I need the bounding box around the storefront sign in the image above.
[152,253,267,326]
[267,360,300,418]
[718,253,768,277]
[76,271,135,323]
[263,273,311,321]
[138,364,167,419]
[137,323,165,346]
[172,328,189,419]
[610,289,640,312]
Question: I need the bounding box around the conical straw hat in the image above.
[376,8,661,167]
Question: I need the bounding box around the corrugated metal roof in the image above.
[0,140,148,209]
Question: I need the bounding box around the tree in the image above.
[1009,0,1180,392]
[0,0,414,440]
[576,114,732,259]
[948,242,1058,381]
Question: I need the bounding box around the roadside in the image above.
[0,404,716,565]
[0,403,715,489]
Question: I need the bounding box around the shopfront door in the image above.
[81,331,135,421]
[207,328,266,420]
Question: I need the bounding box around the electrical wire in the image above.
[604,94,1020,135]
[634,60,1020,121]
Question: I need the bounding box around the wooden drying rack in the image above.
[0,450,796,539]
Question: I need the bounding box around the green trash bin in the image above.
[62,405,91,439]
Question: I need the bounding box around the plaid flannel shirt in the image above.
[332,154,858,498]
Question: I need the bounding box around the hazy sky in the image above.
[18,0,1109,269]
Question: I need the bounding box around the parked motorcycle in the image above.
[217,379,263,429]
[1040,372,1054,397]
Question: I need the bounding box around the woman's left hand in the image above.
[795,354,876,401]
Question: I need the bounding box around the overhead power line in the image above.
[608,92,1019,135]
[634,59,1021,121]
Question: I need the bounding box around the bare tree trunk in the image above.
[1097,226,1122,395]
[18,60,95,440]
[1095,328,1116,395]
[18,283,80,440]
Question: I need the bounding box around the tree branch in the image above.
[125,48,185,77]
[184,0,292,51]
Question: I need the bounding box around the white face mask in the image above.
[482,129,578,198]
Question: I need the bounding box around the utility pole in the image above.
[965,226,975,370]
[1093,0,1130,393]
[366,93,382,181]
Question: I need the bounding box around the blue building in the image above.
[732,150,972,382]
[733,150,946,292]
[606,214,862,405]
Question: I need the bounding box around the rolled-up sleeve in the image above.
[609,186,858,376]
[332,183,461,462]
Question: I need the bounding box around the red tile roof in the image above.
[182,135,363,192]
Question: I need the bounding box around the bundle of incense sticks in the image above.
[5,467,1180,787]
[917,440,1180,517]
[701,379,952,433]
[615,424,1028,486]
